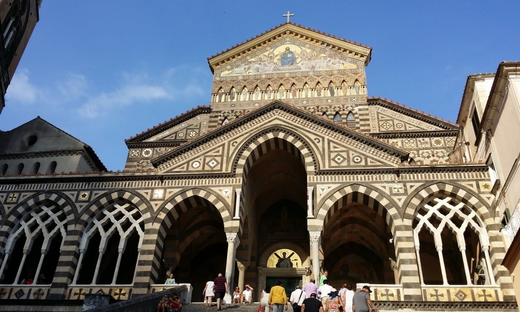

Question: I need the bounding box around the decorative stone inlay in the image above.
[332,154,345,164]
[130,149,140,158]
[192,161,200,168]
[153,189,164,199]
[79,192,89,201]
[142,148,153,157]
[352,156,362,163]
[455,289,467,301]
[222,189,230,196]
[207,158,219,168]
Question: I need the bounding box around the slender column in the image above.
[91,250,104,285]
[436,245,448,285]
[234,189,242,220]
[225,233,239,293]
[309,231,321,283]
[307,187,314,217]
[33,251,46,285]
[0,252,10,281]
[482,246,496,285]
[14,252,28,284]
[111,249,124,284]
[458,245,472,285]
[237,261,246,292]
[72,250,85,284]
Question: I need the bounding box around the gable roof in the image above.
[207,22,372,73]
[151,100,409,168]
[0,116,107,171]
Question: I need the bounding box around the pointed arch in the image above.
[333,112,342,122]
[265,85,273,100]
[354,80,361,95]
[253,86,261,100]
[217,87,225,102]
[229,87,237,101]
[278,84,286,99]
[341,80,348,96]
[315,82,323,97]
[303,83,310,98]
[241,86,249,101]
[328,82,335,96]
[290,83,298,98]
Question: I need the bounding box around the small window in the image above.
[471,107,481,143]
[47,161,57,174]
[346,112,356,128]
[322,112,328,119]
[31,162,40,174]
[333,112,341,122]
[17,163,24,175]
[26,135,38,146]
[1,164,7,175]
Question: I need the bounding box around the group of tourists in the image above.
[160,270,378,312]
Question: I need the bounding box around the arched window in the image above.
[333,112,342,122]
[73,203,144,285]
[47,161,57,174]
[1,164,7,175]
[354,80,361,95]
[0,202,67,285]
[253,86,261,100]
[266,85,273,100]
[17,163,24,175]
[229,87,236,101]
[217,88,225,102]
[346,112,356,128]
[303,83,310,98]
[290,83,298,98]
[413,196,495,286]
[31,162,40,174]
[222,118,229,126]
[322,112,328,119]
[341,81,348,96]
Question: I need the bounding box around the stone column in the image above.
[307,187,314,217]
[225,233,239,302]
[234,189,242,220]
[237,261,247,292]
[309,231,321,283]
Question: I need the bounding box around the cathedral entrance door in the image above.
[266,277,301,292]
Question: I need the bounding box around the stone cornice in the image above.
[373,130,458,139]
[315,164,489,176]
[374,301,517,311]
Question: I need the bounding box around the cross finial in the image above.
[283,11,294,23]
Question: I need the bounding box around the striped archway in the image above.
[402,182,513,299]
[134,188,230,293]
[50,190,151,298]
[233,127,318,176]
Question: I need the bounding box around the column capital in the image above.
[309,231,321,243]
[226,232,239,245]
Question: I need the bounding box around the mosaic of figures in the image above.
[216,39,365,78]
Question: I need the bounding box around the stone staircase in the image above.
[184,303,260,312]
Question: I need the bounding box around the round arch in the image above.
[232,126,319,176]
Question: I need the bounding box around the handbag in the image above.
[292,290,304,311]
[258,305,264,312]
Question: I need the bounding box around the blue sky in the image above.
[2,1,519,170]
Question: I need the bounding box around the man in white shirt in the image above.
[290,285,306,312]
[317,279,336,311]
[242,285,254,304]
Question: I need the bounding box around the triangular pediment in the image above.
[208,23,372,76]
[152,101,408,174]
[368,97,458,133]
[125,106,211,146]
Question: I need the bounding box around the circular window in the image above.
[26,135,38,146]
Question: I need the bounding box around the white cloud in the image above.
[78,83,172,118]
[57,73,88,100]
[5,69,40,104]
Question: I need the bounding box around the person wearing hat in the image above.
[352,286,377,312]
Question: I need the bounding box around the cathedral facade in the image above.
[0,22,517,311]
